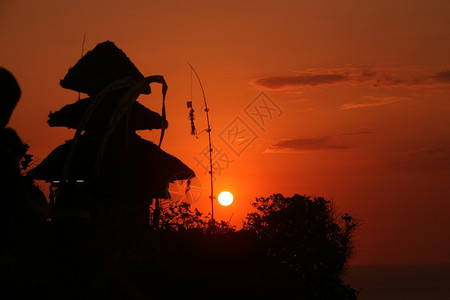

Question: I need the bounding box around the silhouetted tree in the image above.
[244,194,358,299]
[156,201,235,234]
[19,143,34,174]
[156,201,206,230]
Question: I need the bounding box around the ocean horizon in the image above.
[344,263,450,299]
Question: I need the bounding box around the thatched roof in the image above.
[60,41,151,96]
[48,96,167,132]
[28,134,194,199]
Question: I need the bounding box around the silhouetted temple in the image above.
[29,41,194,228]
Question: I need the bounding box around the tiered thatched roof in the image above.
[29,41,194,201]
[48,96,167,132]
[28,134,193,199]
[60,41,151,96]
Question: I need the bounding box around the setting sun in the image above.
[218,191,233,206]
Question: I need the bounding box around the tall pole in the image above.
[188,63,214,222]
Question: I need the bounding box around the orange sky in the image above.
[2,0,450,265]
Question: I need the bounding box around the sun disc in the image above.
[218,191,233,206]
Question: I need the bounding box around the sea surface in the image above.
[344,263,450,299]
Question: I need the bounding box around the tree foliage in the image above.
[156,201,236,234]
[244,194,358,298]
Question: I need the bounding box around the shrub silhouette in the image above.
[149,196,358,298]
[153,201,236,236]
[244,194,358,299]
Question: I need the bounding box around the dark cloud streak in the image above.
[388,146,450,173]
[433,70,450,83]
[266,130,373,153]
[270,137,351,152]
[254,74,348,89]
[253,67,450,90]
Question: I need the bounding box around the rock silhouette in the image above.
[0,68,21,127]
[0,68,49,234]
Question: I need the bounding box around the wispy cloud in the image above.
[252,66,450,90]
[265,131,372,153]
[433,70,450,83]
[388,145,450,173]
[335,130,375,136]
[340,96,408,110]
[254,73,348,89]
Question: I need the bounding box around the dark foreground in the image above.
[345,263,450,300]
[1,221,356,300]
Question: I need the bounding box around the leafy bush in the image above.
[244,194,358,298]
[154,201,236,234]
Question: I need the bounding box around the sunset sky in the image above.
[2,0,450,265]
